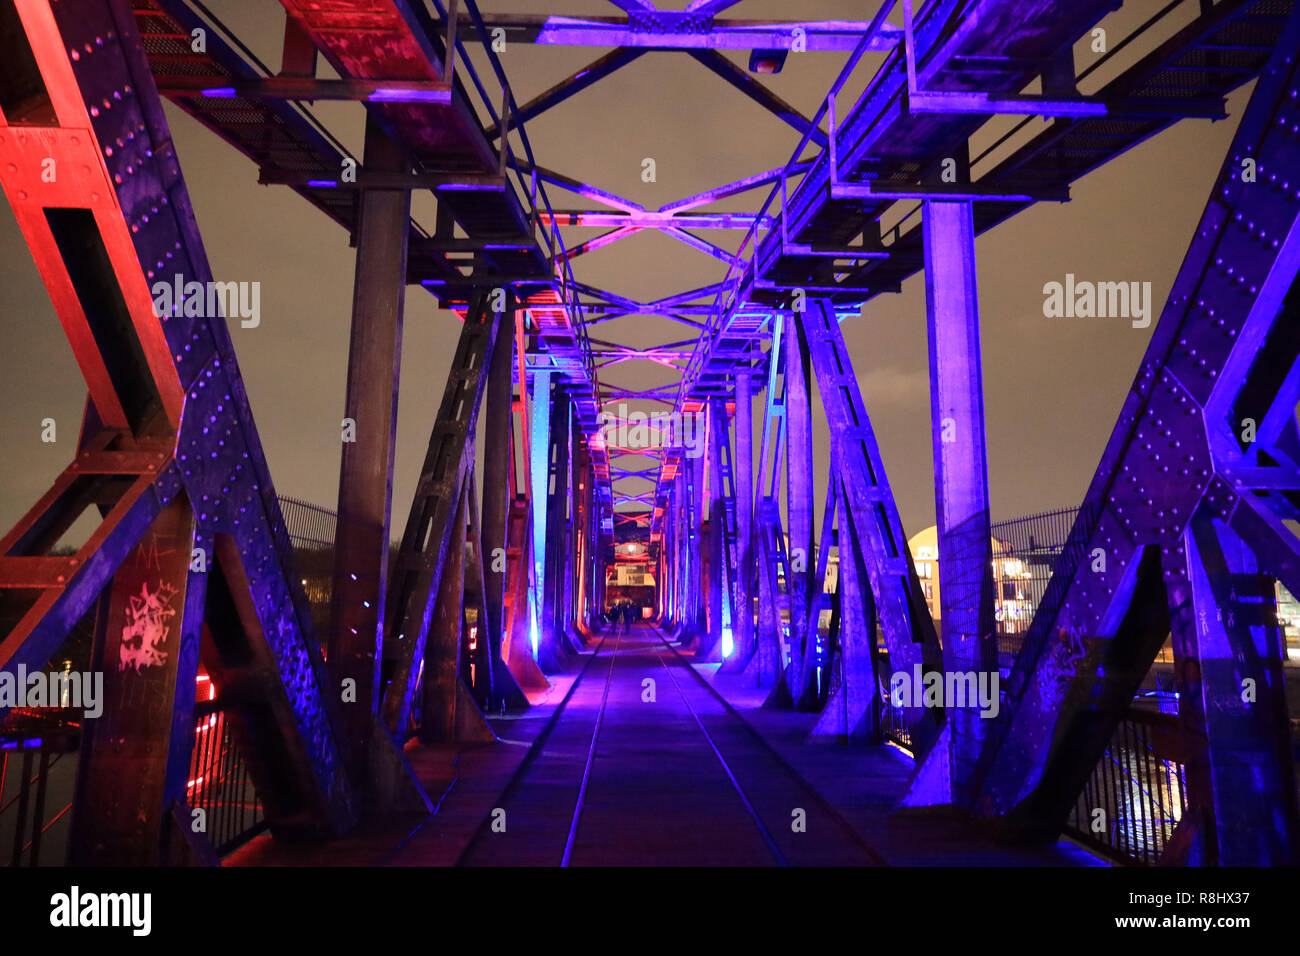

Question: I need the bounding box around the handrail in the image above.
[679,0,904,403]
[425,0,599,395]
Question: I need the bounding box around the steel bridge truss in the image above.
[0,0,1298,866]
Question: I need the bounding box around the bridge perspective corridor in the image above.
[1,0,1299,870]
[225,623,1094,867]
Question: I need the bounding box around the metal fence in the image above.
[0,729,78,867]
[187,695,267,856]
[279,495,338,550]
[879,692,912,751]
[278,494,339,628]
[1064,708,1188,865]
[990,507,1078,665]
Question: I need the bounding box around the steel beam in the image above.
[972,7,1300,855]
[2,0,356,835]
[1177,514,1300,863]
[781,316,814,701]
[722,366,754,669]
[383,302,501,737]
[540,390,575,671]
[917,199,997,806]
[470,14,901,51]
[700,397,728,660]
[329,114,411,781]
[481,300,515,681]
[68,498,204,865]
[492,48,645,136]
[801,300,943,755]
[811,480,882,741]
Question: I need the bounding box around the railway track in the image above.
[454,624,885,866]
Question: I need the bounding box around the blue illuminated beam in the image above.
[529,370,554,660]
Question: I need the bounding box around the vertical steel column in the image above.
[922,199,997,804]
[69,498,204,865]
[590,466,603,628]
[750,523,778,686]
[670,481,691,632]
[466,471,526,713]
[784,317,814,697]
[421,483,467,743]
[812,480,880,741]
[678,476,690,632]
[1165,541,1218,864]
[796,477,838,709]
[328,115,410,778]
[701,397,727,659]
[731,367,755,665]
[681,463,691,634]
[565,409,584,641]
[481,300,514,670]
[689,448,706,638]
[1180,514,1300,863]
[594,521,607,622]
[746,316,785,687]
[572,437,590,636]
[528,369,553,662]
[541,390,572,669]
[657,519,669,624]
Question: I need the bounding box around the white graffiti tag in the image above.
[119,581,178,672]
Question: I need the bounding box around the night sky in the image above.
[0,0,1252,547]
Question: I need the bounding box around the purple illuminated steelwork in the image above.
[528,16,901,51]
[801,301,942,752]
[914,199,997,807]
[721,366,754,670]
[779,318,813,704]
[2,0,1296,868]
[975,5,1300,864]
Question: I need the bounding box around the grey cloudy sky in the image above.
[0,0,1250,547]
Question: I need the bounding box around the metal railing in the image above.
[279,495,337,550]
[682,1,902,398]
[1064,708,1188,865]
[187,698,267,856]
[990,507,1079,667]
[879,693,1189,865]
[0,729,78,867]
[427,0,600,391]
[879,690,913,751]
[279,494,339,627]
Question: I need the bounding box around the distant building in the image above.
[906,525,1035,635]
